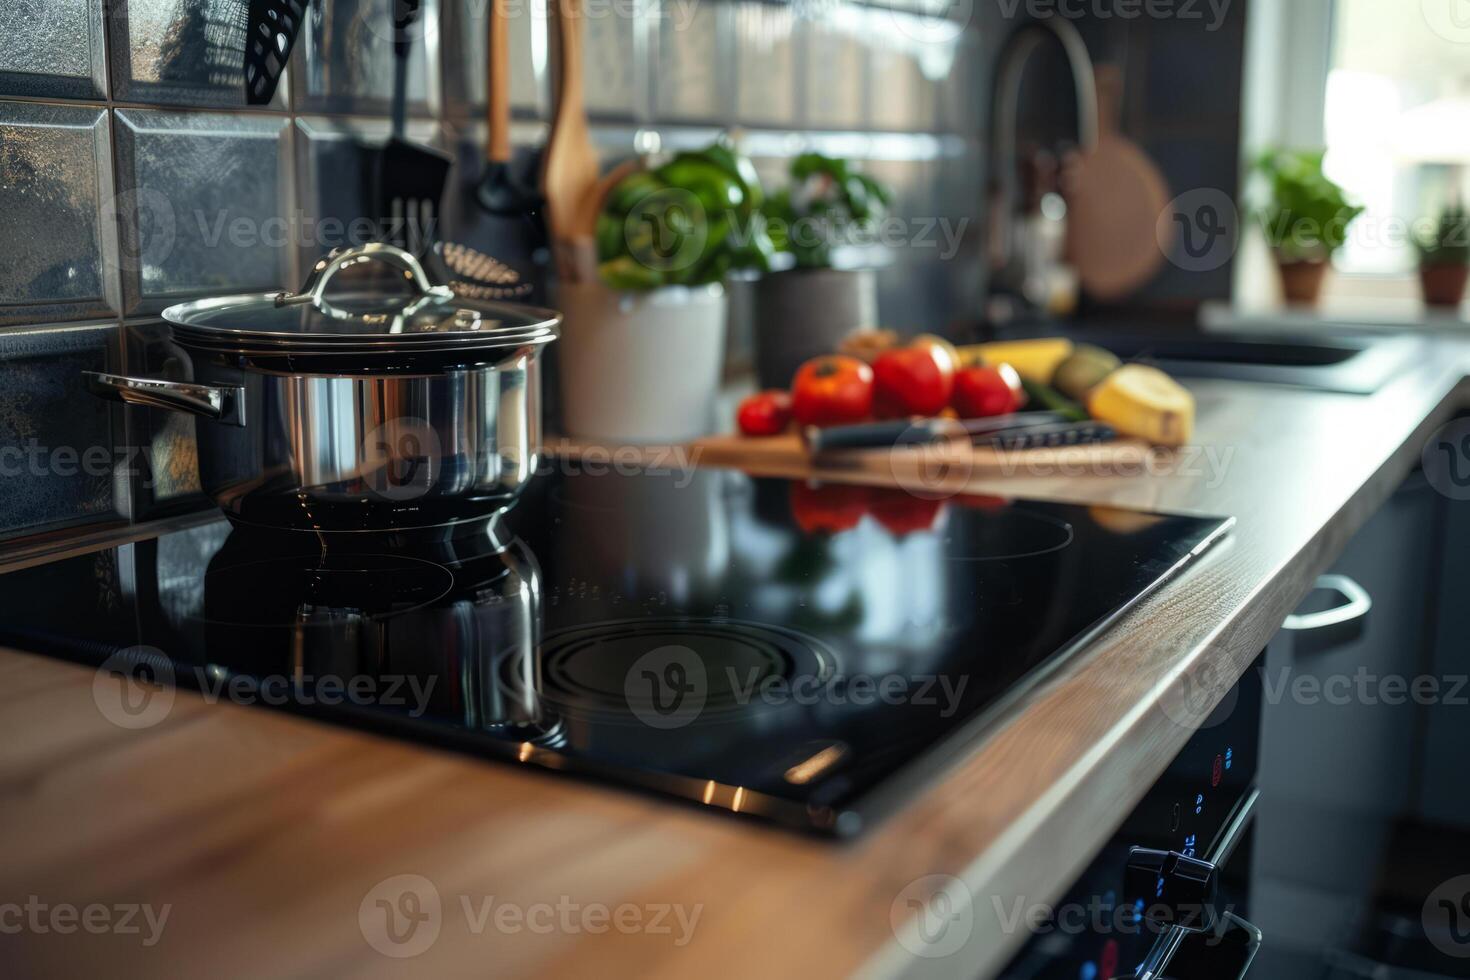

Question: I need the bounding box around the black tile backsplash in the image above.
[0,322,126,542]
[113,108,294,312]
[106,0,292,110]
[0,0,108,101]
[0,101,119,325]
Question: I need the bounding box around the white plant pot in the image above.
[554,281,727,445]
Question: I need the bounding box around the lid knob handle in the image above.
[275,243,455,311]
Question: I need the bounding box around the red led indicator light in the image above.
[1211,754,1224,787]
[1099,938,1120,979]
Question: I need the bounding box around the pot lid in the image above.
[162,244,559,352]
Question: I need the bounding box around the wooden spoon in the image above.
[541,0,600,283]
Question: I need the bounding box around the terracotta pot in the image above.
[1275,256,1329,306]
[1420,262,1470,308]
[751,267,878,389]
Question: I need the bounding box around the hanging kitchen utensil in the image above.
[477,0,543,220]
[377,0,453,257]
[244,0,308,105]
[444,0,547,300]
[436,240,533,300]
[1064,65,1171,301]
[541,0,601,283]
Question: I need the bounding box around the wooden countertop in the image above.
[4,336,1469,978]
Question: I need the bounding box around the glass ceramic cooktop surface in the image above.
[0,467,1231,836]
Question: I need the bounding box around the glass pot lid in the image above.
[162,244,560,352]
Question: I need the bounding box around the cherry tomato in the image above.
[791,355,874,428]
[868,488,944,535]
[789,481,871,534]
[871,343,955,419]
[737,390,793,437]
[952,363,1025,418]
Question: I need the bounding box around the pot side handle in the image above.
[84,371,246,427]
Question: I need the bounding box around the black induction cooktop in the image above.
[0,467,1231,836]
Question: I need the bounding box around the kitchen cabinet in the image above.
[1258,471,1439,816]
[1417,488,1470,827]
[1251,472,1444,968]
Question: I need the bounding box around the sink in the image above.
[1041,329,1416,394]
[1095,334,1364,367]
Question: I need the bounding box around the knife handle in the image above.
[989,421,1117,451]
[804,418,961,455]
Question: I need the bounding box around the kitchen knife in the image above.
[804,412,1069,455]
[984,419,1117,451]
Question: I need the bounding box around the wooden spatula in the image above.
[542,0,600,283]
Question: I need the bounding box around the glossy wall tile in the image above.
[802,8,869,129]
[113,109,293,312]
[295,0,438,115]
[0,0,108,100]
[441,0,544,117]
[655,0,728,122]
[734,2,796,127]
[107,0,291,109]
[293,115,445,269]
[0,102,118,326]
[0,322,125,541]
[581,1,643,118]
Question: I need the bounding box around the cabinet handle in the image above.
[1282,574,1371,655]
[1283,574,1371,631]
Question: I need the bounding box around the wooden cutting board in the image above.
[689,431,1151,482]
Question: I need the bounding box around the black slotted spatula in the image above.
[376,0,452,257]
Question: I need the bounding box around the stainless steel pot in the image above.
[88,244,560,532]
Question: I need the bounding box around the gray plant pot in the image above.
[751,267,878,389]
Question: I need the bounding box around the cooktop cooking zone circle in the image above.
[527,618,837,728]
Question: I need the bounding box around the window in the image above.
[1324,0,1470,276]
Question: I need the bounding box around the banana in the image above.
[1086,364,1195,447]
[955,338,1074,382]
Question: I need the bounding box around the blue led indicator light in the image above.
[1080,962,1098,980]
[1225,747,1233,770]
[1195,793,1204,815]
[1135,898,1146,911]
[1156,875,1165,897]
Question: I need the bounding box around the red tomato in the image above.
[952,363,1025,418]
[791,356,874,428]
[868,488,944,535]
[737,390,793,437]
[789,481,871,534]
[871,344,955,419]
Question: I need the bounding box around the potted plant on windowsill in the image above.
[1253,149,1364,306]
[556,143,774,445]
[751,153,894,389]
[1415,204,1470,309]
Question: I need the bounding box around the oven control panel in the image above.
[998,654,1263,979]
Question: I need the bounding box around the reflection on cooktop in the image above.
[0,467,1232,836]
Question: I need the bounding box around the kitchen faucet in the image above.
[987,17,1100,311]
